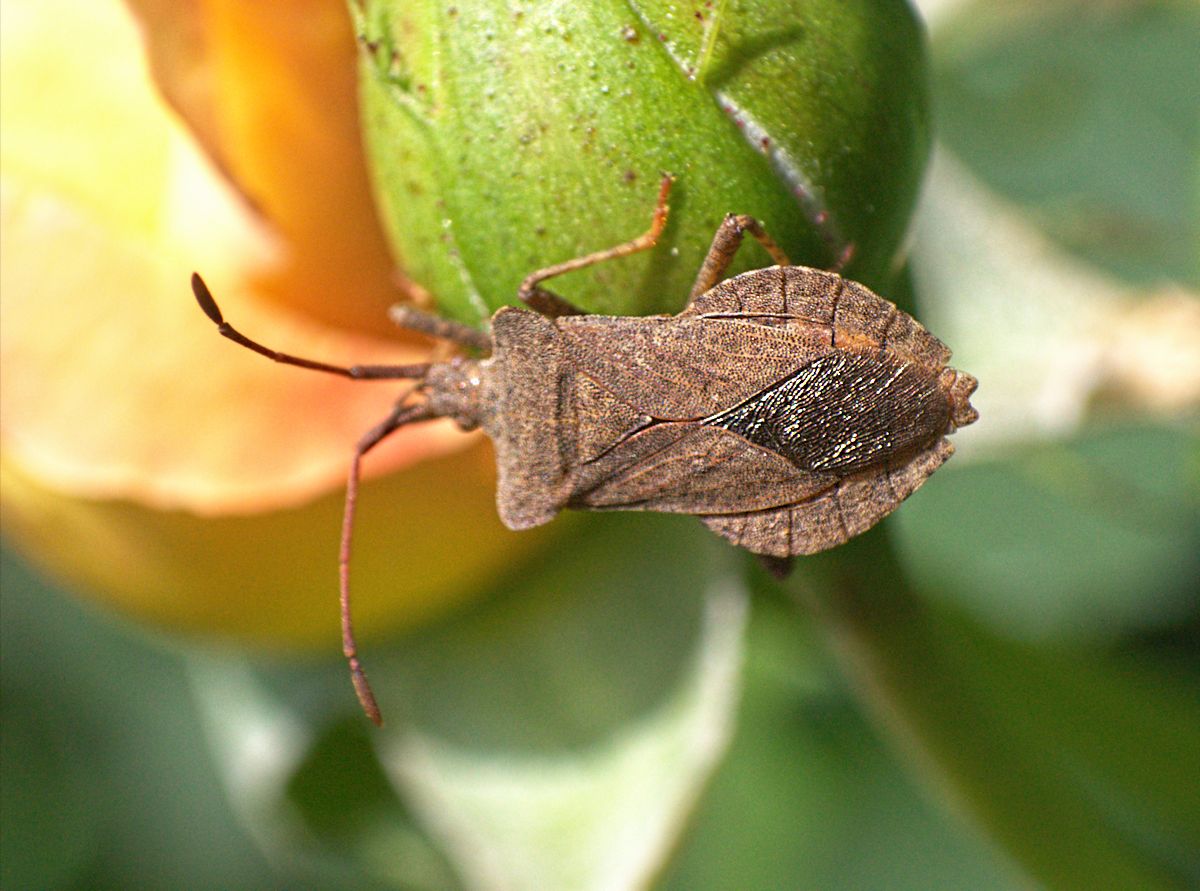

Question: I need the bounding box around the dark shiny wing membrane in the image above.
[700,439,955,557]
[684,266,953,371]
[706,352,950,475]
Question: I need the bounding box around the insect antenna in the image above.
[192,272,440,724]
[191,273,432,381]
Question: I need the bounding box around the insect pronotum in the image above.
[192,176,978,724]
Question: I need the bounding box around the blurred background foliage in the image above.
[2,0,1198,889]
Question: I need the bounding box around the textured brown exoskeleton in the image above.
[192,176,978,723]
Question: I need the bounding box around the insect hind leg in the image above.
[688,214,792,302]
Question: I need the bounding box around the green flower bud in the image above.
[357,0,928,322]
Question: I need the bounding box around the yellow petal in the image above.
[1,444,536,648]
[0,0,541,644]
[127,0,408,333]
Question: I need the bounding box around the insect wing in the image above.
[567,420,838,514]
[684,265,953,371]
[555,314,835,420]
[700,438,955,557]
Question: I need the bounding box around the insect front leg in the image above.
[688,214,792,301]
[756,554,795,579]
[388,304,492,353]
[517,174,674,318]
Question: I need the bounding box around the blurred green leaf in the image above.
[840,3,1200,887]
[370,515,745,890]
[356,0,928,322]
[0,687,99,890]
[913,1,1200,454]
[0,547,279,890]
[932,0,1200,287]
[189,656,450,889]
[893,423,1200,640]
[791,531,1200,891]
[193,513,748,889]
[659,593,1022,890]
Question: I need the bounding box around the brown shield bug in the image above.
[192,176,978,723]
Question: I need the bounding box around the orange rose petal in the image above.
[1,0,546,648]
[0,177,467,512]
[124,0,406,333]
[0,0,462,513]
[122,1,228,179]
[131,0,407,333]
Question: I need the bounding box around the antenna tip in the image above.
[350,660,384,726]
[190,272,224,325]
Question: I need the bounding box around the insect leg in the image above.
[518,286,587,319]
[688,214,793,301]
[340,394,434,726]
[388,304,492,353]
[192,273,431,380]
[517,174,674,318]
[756,554,794,579]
